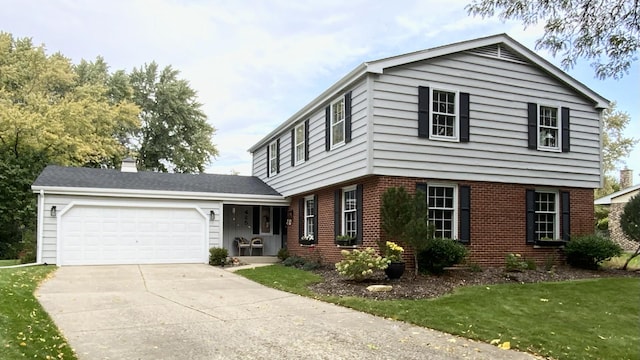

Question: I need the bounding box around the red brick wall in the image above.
[285,176,594,268]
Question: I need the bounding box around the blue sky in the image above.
[1,0,638,183]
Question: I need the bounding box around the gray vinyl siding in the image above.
[39,195,222,264]
[254,80,369,197]
[370,51,601,188]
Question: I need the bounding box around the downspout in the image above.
[37,189,44,264]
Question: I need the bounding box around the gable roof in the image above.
[32,165,282,197]
[248,33,609,152]
[594,184,640,205]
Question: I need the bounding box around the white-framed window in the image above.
[535,191,558,240]
[295,122,305,165]
[304,195,315,238]
[268,141,278,176]
[342,186,357,238]
[427,184,457,239]
[538,105,560,151]
[430,89,458,140]
[331,98,345,148]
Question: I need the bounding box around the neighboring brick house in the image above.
[248,34,608,267]
[595,169,640,251]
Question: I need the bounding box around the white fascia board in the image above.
[248,63,369,153]
[368,33,609,109]
[594,184,640,205]
[31,185,290,206]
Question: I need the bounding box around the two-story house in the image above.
[249,33,608,266]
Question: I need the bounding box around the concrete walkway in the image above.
[37,264,538,360]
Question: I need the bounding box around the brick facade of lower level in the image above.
[285,175,594,268]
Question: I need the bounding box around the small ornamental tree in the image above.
[620,194,640,270]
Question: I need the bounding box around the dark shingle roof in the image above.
[32,165,281,196]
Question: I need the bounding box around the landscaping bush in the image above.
[277,248,289,261]
[335,248,389,282]
[282,256,306,268]
[564,234,623,270]
[505,253,536,272]
[209,247,228,266]
[418,238,468,275]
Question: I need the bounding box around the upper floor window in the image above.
[268,141,278,176]
[331,98,345,147]
[295,122,305,165]
[342,186,357,238]
[427,184,457,239]
[431,89,458,140]
[538,105,560,151]
[534,191,558,240]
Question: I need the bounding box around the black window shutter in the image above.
[561,107,570,152]
[266,146,270,177]
[252,206,260,235]
[561,191,570,241]
[304,119,310,161]
[459,92,470,143]
[290,129,295,167]
[418,86,430,138]
[334,189,341,239]
[325,106,331,151]
[459,185,471,244]
[298,198,304,242]
[525,189,536,243]
[527,103,537,150]
[345,91,352,143]
[356,184,363,244]
[276,139,280,173]
[313,195,318,242]
[273,207,281,235]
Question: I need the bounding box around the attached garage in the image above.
[32,162,288,266]
[59,204,207,265]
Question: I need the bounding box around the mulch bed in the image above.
[309,265,640,300]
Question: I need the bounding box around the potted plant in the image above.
[336,235,355,246]
[382,241,405,279]
[300,234,314,246]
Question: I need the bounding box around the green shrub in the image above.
[277,248,289,261]
[209,247,228,266]
[564,234,623,270]
[335,248,389,282]
[18,228,37,264]
[282,256,306,268]
[301,261,321,271]
[504,253,536,272]
[418,238,468,275]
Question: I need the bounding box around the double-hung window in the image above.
[431,89,458,140]
[295,123,305,165]
[427,185,456,239]
[331,98,345,147]
[538,105,560,150]
[535,191,558,240]
[268,141,278,176]
[304,196,315,239]
[342,186,357,238]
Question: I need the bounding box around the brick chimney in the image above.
[620,168,633,189]
[121,157,138,173]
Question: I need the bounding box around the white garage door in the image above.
[59,205,207,265]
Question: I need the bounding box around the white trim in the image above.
[341,185,357,237]
[533,189,560,240]
[294,122,306,165]
[37,190,44,264]
[303,195,315,237]
[330,97,346,149]
[268,141,279,176]
[31,185,289,205]
[56,199,210,266]
[429,88,460,142]
[426,183,458,239]
[537,104,561,152]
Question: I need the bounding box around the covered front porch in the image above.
[220,203,289,257]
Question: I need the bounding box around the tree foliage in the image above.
[466,0,640,79]
[620,194,640,270]
[601,102,638,175]
[130,62,218,173]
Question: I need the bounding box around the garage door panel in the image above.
[60,205,206,265]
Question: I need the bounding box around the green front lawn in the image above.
[0,266,76,359]
[238,265,640,360]
[0,259,20,266]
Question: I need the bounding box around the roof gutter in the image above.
[248,63,370,152]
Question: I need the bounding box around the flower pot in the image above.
[385,261,405,280]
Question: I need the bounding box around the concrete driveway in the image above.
[37,264,537,360]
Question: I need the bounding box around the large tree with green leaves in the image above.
[620,195,640,270]
[466,0,640,79]
[129,62,218,173]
